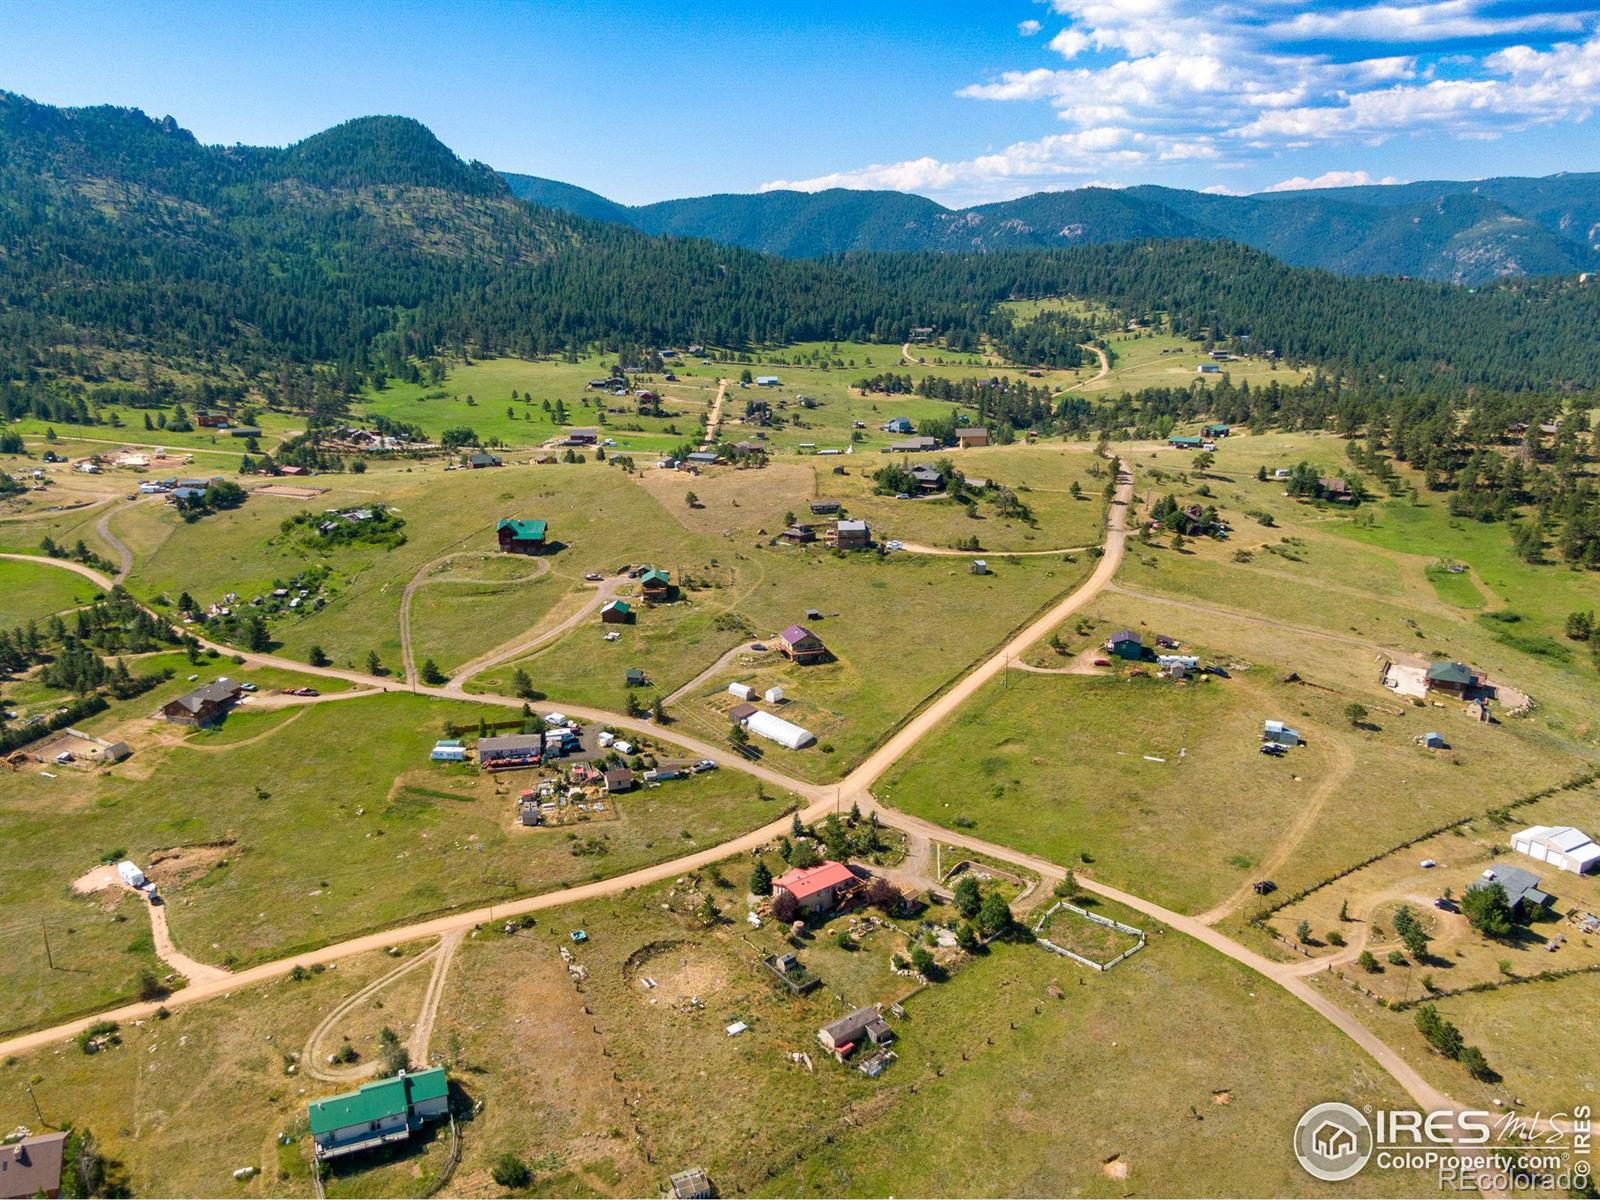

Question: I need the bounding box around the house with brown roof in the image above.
[955,427,989,448]
[777,624,828,665]
[780,525,816,544]
[603,768,635,794]
[0,1131,68,1199]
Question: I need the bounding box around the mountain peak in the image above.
[279,115,505,196]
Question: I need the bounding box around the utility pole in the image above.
[42,920,53,970]
[25,1083,43,1126]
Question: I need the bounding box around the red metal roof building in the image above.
[772,860,856,913]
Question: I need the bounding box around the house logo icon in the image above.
[1294,1102,1373,1181]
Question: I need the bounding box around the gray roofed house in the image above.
[834,518,871,549]
[1105,629,1144,659]
[1469,865,1553,916]
[161,678,243,727]
[887,436,938,453]
[0,1130,68,1199]
[477,733,544,765]
[818,1006,895,1055]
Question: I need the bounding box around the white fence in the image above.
[1034,901,1146,972]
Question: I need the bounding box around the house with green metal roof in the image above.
[601,599,633,624]
[497,518,548,554]
[1424,660,1479,696]
[1167,435,1205,449]
[639,568,673,602]
[307,1067,449,1161]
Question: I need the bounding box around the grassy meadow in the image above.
[0,689,794,1034]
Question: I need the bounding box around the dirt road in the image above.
[0,551,117,588]
[398,550,550,687]
[662,638,765,706]
[94,497,148,582]
[834,459,1130,802]
[147,897,230,987]
[1064,342,1111,392]
[873,805,1460,1119]
[442,575,622,687]
[701,378,728,447]
[893,541,1093,558]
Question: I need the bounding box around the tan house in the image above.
[955,427,990,448]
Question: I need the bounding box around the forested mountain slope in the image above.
[503,170,1600,283]
[6,91,1600,397]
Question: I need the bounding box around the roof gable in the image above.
[498,518,547,539]
[774,860,855,900]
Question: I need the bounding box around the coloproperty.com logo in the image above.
[1294,1101,1593,1191]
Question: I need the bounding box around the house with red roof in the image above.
[772,860,856,914]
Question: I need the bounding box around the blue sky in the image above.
[3,0,1599,206]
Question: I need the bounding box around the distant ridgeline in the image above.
[6,89,1600,409]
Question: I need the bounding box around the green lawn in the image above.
[0,557,104,623]
[355,352,711,453]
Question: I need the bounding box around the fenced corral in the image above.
[1034,901,1146,972]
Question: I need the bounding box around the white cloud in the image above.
[1266,1,1596,43]
[1018,18,1043,36]
[770,3,1600,203]
[760,128,1163,199]
[1048,28,1090,57]
[1263,169,1403,192]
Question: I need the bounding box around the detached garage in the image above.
[1511,825,1600,875]
[744,710,815,750]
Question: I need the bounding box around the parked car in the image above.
[239,682,258,692]
[1420,858,1436,869]
[694,759,719,773]
[1260,742,1288,757]
[1252,880,1277,895]
[584,572,604,582]
[1434,897,1458,912]
[1092,658,1111,667]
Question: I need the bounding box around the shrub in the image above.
[491,1152,532,1189]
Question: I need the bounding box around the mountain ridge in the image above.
[500,169,1600,283]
